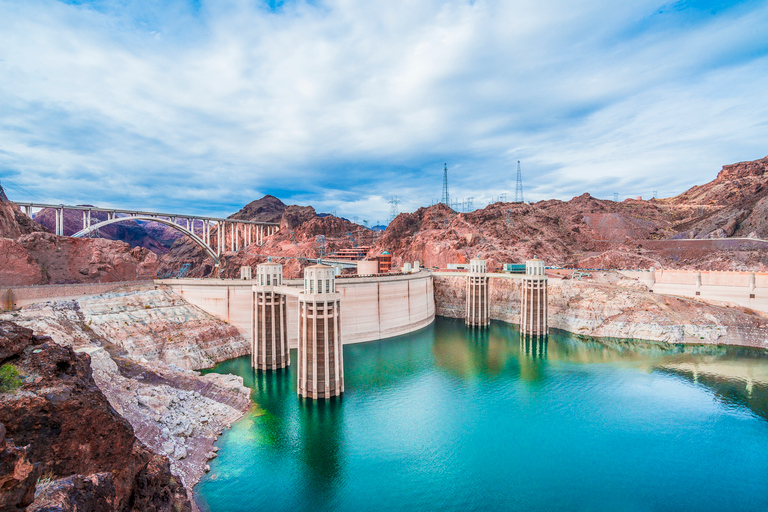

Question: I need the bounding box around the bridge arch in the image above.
[72,215,220,266]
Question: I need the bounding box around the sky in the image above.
[0,0,767,224]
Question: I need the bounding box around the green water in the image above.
[196,318,768,512]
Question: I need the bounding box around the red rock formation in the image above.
[0,233,158,286]
[0,320,191,511]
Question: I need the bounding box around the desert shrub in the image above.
[0,363,22,392]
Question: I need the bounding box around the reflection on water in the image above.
[197,318,768,512]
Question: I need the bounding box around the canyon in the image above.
[3,155,768,509]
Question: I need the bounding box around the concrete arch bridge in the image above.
[15,202,280,267]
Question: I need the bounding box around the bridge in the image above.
[15,202,280,266]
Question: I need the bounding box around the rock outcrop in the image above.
[0,320,193,511]
[1,287,252,494]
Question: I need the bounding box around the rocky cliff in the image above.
[0,320,192,511]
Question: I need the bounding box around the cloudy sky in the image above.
[1,0,767,224]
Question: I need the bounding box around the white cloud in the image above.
[0,0,766,222]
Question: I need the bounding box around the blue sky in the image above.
[0,0,767,224]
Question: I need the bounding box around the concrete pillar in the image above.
[466,258,489,328]
[520,258,548,337]
[297,264,343,399]
[217,222,222,256]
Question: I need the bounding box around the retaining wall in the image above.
[619,269,768,313]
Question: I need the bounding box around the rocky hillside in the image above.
[372,155,768,272]
[0,320,192,511]
[0,232,158,286]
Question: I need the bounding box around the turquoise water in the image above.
[196,318,768,512]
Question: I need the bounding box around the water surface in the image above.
[197,318,768,512]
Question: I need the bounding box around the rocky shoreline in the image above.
[434,271,768,349]
[0,288,254,510]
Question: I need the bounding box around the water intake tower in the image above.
[297,264,344,399]
[466,257,490,327]
[252,262,290,370]
[520,258,548,337]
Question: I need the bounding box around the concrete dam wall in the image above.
[158,272,435,348]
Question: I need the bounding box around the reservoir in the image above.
[196,318,768,512]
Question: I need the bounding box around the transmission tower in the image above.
[316,235,327,258]
[441,163,450,205]
[514,161,524,203]
[389,196,400,224]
